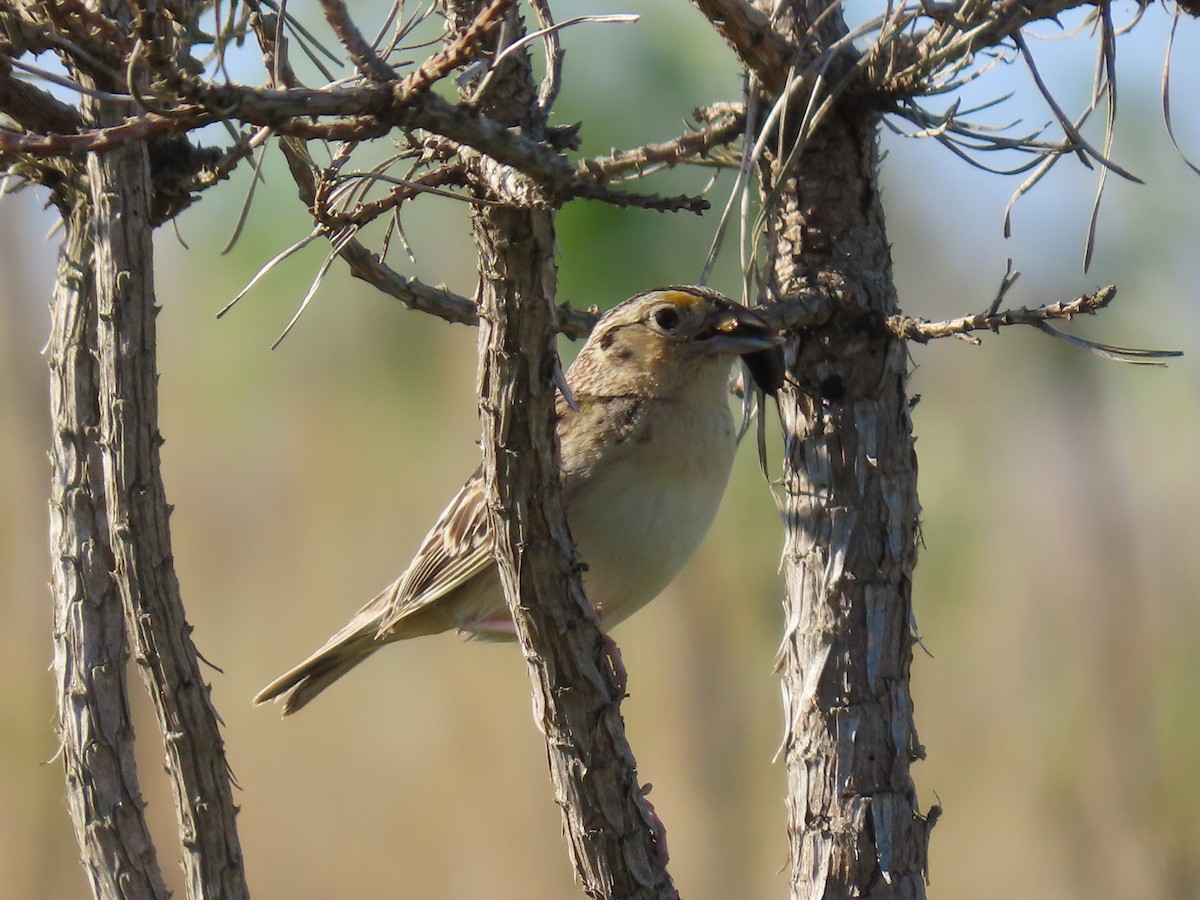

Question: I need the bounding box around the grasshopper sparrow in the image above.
[256,286,782,714]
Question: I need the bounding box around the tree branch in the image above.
[458,3,677,895]
[890,283,1118,341]
[317,0,394,82]
[888,283,1181,362]
[0,56,82,134]
[877,0,1102,95]
[689,0,796,91]
[394,0,519,97]
[49,196,171,900]
[739,1,932,896]
[85,87,249,900]
[476,201,678,900]
[576,107,745,180]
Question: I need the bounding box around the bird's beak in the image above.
[699,304,784,356]
[698,303,787,395]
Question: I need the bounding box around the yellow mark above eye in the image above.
[658,290,706,309]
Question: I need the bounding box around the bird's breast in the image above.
[564,396,737,627]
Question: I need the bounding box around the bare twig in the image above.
[0,80,709,210]
[893,0,1088,92]
[986,258,1019,317]
[887,284,1182,364]
[318,0,394,81]
[318,164,469,228]
[577,108,745,180]
[890,283,1120,341]
[690,0,797,91]
[528,0,562,114]
[393,0,518,99]
[261,124,596,339]
[484,13,639,78]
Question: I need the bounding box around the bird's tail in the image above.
[254,624,379,716]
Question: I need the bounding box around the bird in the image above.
[254,286,783,715]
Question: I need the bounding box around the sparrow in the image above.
[255,286,783,714]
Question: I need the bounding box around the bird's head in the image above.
[568,286,783,398]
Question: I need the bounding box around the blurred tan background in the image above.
[2,3,1199,898]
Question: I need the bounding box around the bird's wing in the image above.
[376,465,494,634]
[377,396,589,636]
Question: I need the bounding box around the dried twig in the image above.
[318,165,469,228]
[528,0,562,114]
[888,284,1181,364]
[689,0,797,91]
[986,258,1020,317]
[890,284,1120,341]
[577,108,745,180]
[318,0,394,82]
[0,59,83,134]
[393,0,517,98]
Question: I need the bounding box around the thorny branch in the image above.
[5,0,1190,348]
[577,106,745,181]
[689,0,1200,290]
[2,0,1181,379]
[240,11,605,341]
[891,284,1125,342]
[394,0,519,97]
[688,0,797,91]
[889,284,1181,363]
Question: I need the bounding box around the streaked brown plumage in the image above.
[255,286,781,714]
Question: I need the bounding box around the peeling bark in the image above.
[752,16,935,899]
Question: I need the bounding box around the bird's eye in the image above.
[652,306,681,332]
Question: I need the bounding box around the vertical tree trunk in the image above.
[475,203,677,899]
[49,199,171,900]
[83,87,249,899]
[460,4,677,896]
[757,7,934,898]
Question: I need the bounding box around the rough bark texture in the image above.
[756,5,933,898]
[84,89,249,899]
[460,4,677,897]
[474,204,676,900]
[49,198,171,900]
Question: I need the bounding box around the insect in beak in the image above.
[741,343,785,396]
